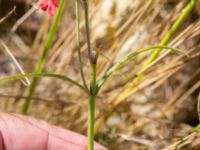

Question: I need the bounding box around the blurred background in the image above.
[0,0,200,149]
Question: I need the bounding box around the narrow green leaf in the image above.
[0,73,89,95]
[97,46,187,92]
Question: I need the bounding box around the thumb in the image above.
[0,113,107,150]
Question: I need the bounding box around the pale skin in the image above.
[0,113,107,150]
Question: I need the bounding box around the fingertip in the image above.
[0,113,108,150]
[0,130,5,150]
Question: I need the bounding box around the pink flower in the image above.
[39,0,58,16]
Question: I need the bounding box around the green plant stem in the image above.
[90,64,97,95]
[21,0,66,114]
[88,95,96,150]
[193,124,200,132]
[0,73,89,95]
[83,0,97,150]
[97,45,187,92]
[75,0,88,91]
[83,0,92,61]
[88,63,97,150]
[141,0,197,73]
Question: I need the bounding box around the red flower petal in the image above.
[39,0,58,16]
